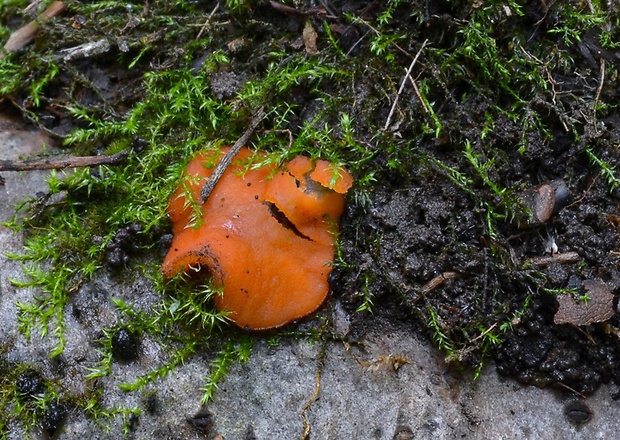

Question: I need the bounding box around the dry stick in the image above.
[195,2,220,41]
[595,58,605,106]
[383,39,428,131]
[200,107,266,204]
[356,18,413,60]
[345,29,371,57]
[269,0,308,16]
[419,271,461,296]
[470,322,498,344]
[1,1,67,57]
[0,149,131,171]
[525,251,580,267]
[269,0,332,17]
[407,71,431,115]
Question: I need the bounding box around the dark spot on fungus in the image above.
[111,328,140,363]
[162,146,353,329]
[264,201,312,241]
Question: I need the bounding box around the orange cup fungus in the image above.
[161,147,353,330]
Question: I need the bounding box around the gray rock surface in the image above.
[1,114,619,438]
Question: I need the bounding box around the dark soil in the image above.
[322,2,620,397]
[3,0,620,400]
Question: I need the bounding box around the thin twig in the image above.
[345,29,371,57]
[557,382,586,399]
[470,322,498,344]
[419,271,461,296]
[407,71,430,114]
[595,58,605,106]
[355,17,414,60]
[200,107,266,203]
[525,251,580,267]
[258,128,293,150]
[0,149,131,171]
[195,2,220,41]
[269,1,331,17]
[384,39,428,131]
[269,0,308,16]
[1,1,67,57]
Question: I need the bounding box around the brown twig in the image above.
[419,271,461,297]
[407,71,431,115]
[470,322,498,344]
[1,1,67,57]
[595,58,605,106]
[557,382,586,399]
[258,129,293,151]
[384,39,428,131]
[195,2,220,41]
[525,251,580,267]
[355,17,414,60]
[269,1,330,18]
[200,107,266,204]
[300,338,326,440]
[0,149,131,172]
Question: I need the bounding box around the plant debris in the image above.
[554,279,615,326]
[1,1,66,56]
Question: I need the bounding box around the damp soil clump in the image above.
[333,142,620,396]
[323,1,620,397]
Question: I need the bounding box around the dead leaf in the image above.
[303,19,319,55]
[554,279,615,326]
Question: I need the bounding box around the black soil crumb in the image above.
[111,328,140,363]
[104,223,143,269]
[187,408,214,435]
[15,369,45,398]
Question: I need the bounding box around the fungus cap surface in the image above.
[162,147,353,330]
